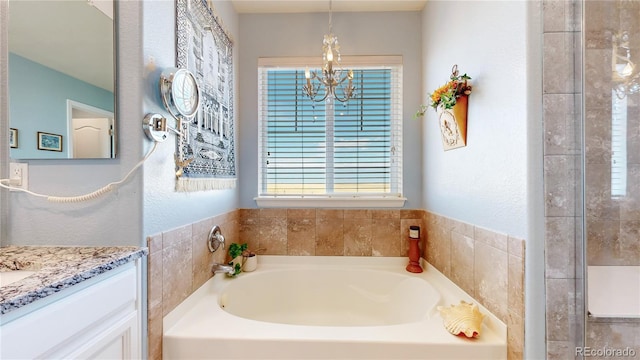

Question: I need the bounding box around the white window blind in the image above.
[611,90,627,198]
[257,57,402,202]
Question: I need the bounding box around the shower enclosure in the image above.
[544,0,639,359]
[582,0,640,357]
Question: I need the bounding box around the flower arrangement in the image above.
[416,65,472,118]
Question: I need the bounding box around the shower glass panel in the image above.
[583,0,640,355]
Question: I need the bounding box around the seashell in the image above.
[437,300,485,338]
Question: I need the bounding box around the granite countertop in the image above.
[0,246,148,315]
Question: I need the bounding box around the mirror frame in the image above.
[8,0,118,160]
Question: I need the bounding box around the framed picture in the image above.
[37,131,63,152]
[9,128,18,148]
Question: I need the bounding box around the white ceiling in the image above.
[230,0,428,14]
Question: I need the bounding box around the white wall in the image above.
[238,11,424,209]
[142,0,240,237]
[421,1,529,239]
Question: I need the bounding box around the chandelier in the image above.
[613,31,640,99]
[302,0,355,103]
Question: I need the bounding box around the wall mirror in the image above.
[8,0,116,159]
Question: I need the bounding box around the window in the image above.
[256,56,404,207]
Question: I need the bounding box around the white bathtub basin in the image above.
[164,256,507,360]
[0,270,36,287]
[220,268,439,326]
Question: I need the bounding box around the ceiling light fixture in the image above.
[302,0,355,103]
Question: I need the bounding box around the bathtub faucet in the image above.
[212,263,235,275]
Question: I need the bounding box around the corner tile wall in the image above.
[146,210,239,360]
[147,208,525,360]
[424,211,525,360]
[543,0,585,358]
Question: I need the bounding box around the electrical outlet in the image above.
[9,163,28,191]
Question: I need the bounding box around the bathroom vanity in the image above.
[0,246,147,359]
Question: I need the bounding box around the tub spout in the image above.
[212,263,234,275]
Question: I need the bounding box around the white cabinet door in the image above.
[0,261,141,360]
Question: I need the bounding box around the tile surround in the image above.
[146,210,238,360]
[147,208,524,360]
[424,211,525,360]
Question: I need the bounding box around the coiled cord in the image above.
[0,142,158,203]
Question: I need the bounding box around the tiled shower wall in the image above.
[146,208,525,360]
[584,0,640,356]
[543,0,585,358]
[545,0,640,358]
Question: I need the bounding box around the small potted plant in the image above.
[241,247,265,272]
[227,243,265,275]
[227,243,248,276]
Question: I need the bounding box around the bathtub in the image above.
[163,256,507,359]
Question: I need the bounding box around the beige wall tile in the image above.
[426,225,451,277]
[344,209,372,219]
[162,224,192,248]
[546,340,572,360]
[508,254,524,318]
[259,217,288,255]
[371,218,401,256]
[316,217,344,256]
[587,321,640,357]
[287,217,316,255]
[147,301,163,360]
[192,227,214,291]
[371,209,400,219]
[450,231,475,297]
[147,253,163,312]
[507,310,524,360]
[239,208,260,219]
[474,242,508,322]
[474,226,508,252]
[344,218,372,256]
[543,94,578,156]
[259,208,287,218]
[400,209,423,219]
[316,209,344,219]
[545,278,573,342]
[287,208,316,218]
[620,166,640,221]
[543,0,573,32]
[545,217,576,278]
[447,217,474,238]
[543,32,576,94]
[507,236,525,258]
[162,230,193,316]
[147,234,162,255]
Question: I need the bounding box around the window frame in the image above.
[255,56,405,208]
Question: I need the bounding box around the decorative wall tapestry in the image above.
[175,0,236,191]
